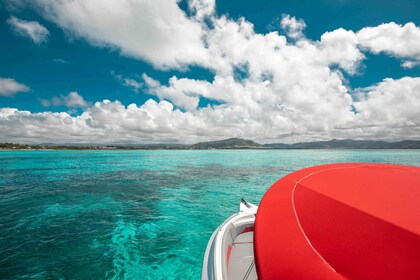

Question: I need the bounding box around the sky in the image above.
[0,0,419,144]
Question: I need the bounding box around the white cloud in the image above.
[29,0,209,69]
[65,92,89,108]
[1,4,419,143]
[319,28,365,74]
[52,58,67,64]
[353,77,420,127]
[357,22,420,63]
[142,74,207,111]
[401,60,420,69]
[0,99,199,144]
[112,72,142,93]
[0,78,30,96]
[2,76,419,144]
[188,0,215,20]
[7,16,49,44]
[39,92,89,108]
[123,79,142,93]
[280,14,306,40]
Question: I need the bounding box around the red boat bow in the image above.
[254,163,420,280]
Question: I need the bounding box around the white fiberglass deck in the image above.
[228,231,257,280]
[201,200,258,280]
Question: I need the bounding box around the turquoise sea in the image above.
[1,150,419,279]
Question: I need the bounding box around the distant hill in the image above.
[2,138,420,150]
[190,138,420,150]
[190,138,264,149]
[264,139,420,149]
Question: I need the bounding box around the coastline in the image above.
[2,138,420,150]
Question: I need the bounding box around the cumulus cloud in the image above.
[401,60,420,69]
[7,16,49,44]
[39,92,89,108]
[142,74,207,111]
[353,77,420,126]
[356,22,420,68]
[188,0,215,20]
[280,14,306,40]
[357,22,420,58]
[2,76,419,144]
[0,78,30,96]
[27,0,209,69]
[0,99,197,144]
[1,1,419,144]
[319,28,365,74]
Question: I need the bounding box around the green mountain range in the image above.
[1,138,420,150]
[190,138,263,149]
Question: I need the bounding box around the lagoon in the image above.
[1,150,419,279]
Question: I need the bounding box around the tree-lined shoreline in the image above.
[1,138,420,150]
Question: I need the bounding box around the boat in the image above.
[202,163,420,280]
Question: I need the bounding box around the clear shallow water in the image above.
[0,149,419,279]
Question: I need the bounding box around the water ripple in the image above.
[0,150,419,279]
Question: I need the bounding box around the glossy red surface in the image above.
[254,163,420,280]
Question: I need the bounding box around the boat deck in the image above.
[228,231,257,280]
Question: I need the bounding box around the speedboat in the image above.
[202,163,420,280]
[202,198,258,280]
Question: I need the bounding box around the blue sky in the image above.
[0,0,419,144]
